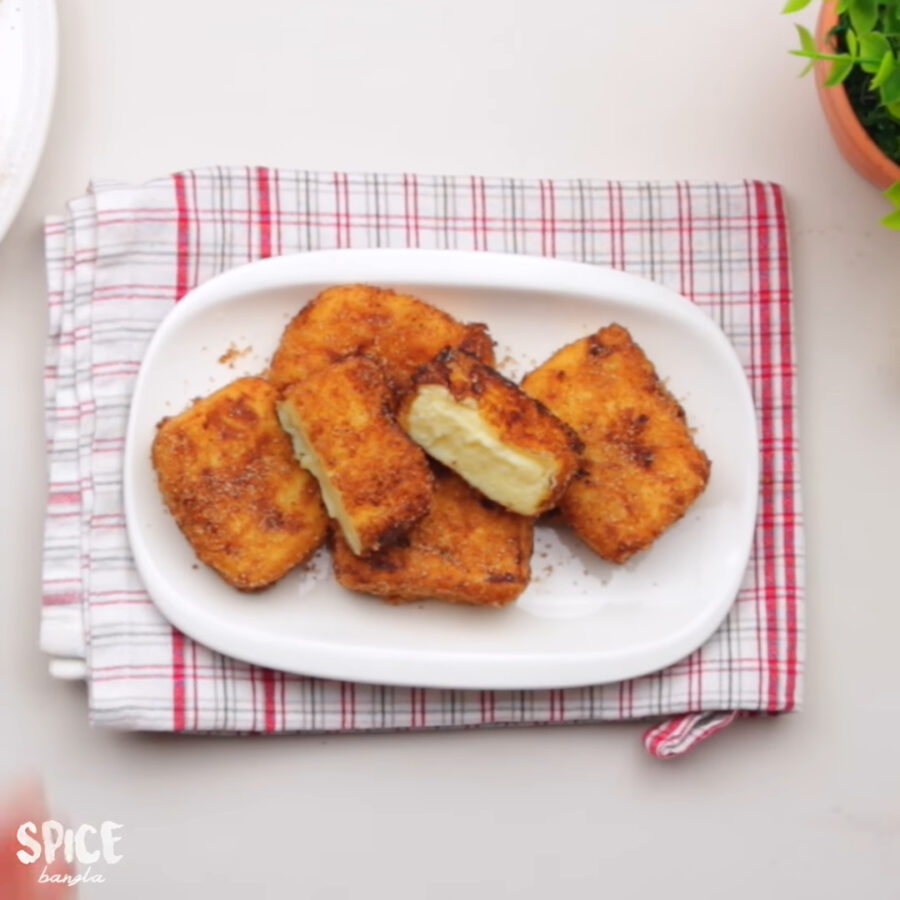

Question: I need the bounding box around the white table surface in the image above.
[2,1,899,897]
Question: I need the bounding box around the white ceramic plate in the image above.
[0,0,57,242]
[124,250,759,690]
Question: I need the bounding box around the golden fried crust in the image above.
[152,378,328,591]
[277,357,434,556]
[521,325,711,564]
[332,467,533,607]
[398,349,583,516]
[268,284,495,392]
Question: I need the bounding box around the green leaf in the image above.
[859,32,890,73]
[871,50,896,89]
[879,209,900,229]
[781,0,814,11]
[887,100,900,120]
[880,67,900,104]
[826,56,855,86]
[795,23,817,56]
[883,180,900,207]
[846,28,859,58]
[848,0,879,34]
[837,0,850,11]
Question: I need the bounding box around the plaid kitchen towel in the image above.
[42,168,803,758]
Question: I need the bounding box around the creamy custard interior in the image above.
[404,385,558,516]
[277,402,363,554]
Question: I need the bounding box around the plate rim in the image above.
[0,0,58,243]
[124,249,760,690]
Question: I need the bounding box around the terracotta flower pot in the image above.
[815,2,900,189]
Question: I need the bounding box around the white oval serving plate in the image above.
[125,249,759,690]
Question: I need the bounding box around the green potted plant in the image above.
[786,0,900,226]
